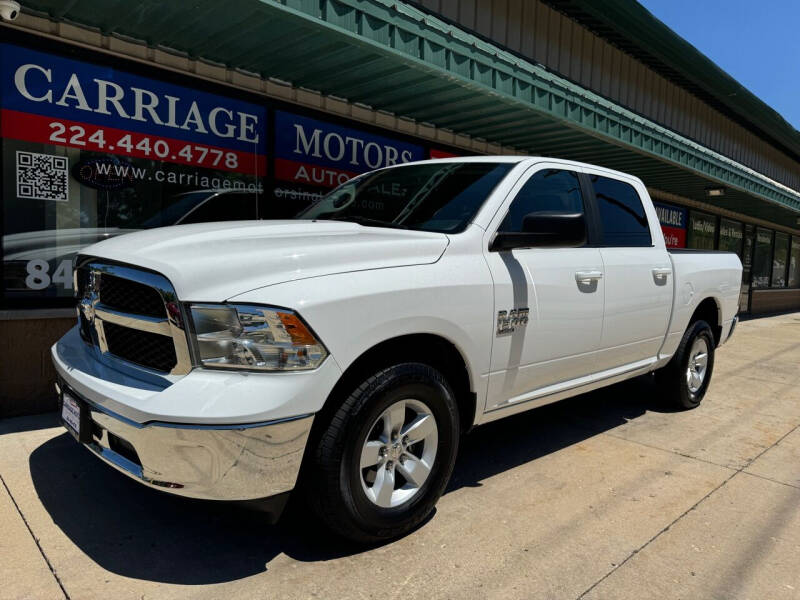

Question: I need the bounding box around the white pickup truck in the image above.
[53,157,742,542]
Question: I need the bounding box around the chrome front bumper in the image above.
[57,379,314,501]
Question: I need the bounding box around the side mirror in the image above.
[490,212,587,251]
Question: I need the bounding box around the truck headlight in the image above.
[188,304,327,371]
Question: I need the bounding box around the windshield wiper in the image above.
[327,216,409,229]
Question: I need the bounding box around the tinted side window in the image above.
[500,169,584,233]
[592,176,651,247]
[180,192,258,224]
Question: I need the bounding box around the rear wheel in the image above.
[306,363,460,543]
[656,320,715,409]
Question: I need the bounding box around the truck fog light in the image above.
[188,303,327,371]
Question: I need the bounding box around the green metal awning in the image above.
[545,0,800,165]
[16,0,800,229]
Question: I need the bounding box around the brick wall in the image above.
[0,317,75,418]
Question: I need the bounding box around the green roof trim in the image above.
[14,0,800,227]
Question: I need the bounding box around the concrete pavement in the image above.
[1,312,799,599]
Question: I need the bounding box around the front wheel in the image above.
[305,363,460,543]
[656,320,715,409]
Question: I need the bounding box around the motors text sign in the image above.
[274,111,425,188]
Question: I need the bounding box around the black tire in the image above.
[305,363,460,544]
[656,320,716,410]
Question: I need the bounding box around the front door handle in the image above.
[652,267,672,285]
[575,270,603,285]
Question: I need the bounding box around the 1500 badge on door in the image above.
[497,308,529,334]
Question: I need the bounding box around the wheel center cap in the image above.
[389,443,402,460]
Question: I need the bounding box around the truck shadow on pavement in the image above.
[29,374,676,585]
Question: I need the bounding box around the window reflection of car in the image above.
[3,228,138,293]
[137,189,259,228]
[3,190,259,292]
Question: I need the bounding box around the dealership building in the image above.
[1,0,799,415]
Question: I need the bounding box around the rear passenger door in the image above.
[587,172,673,373]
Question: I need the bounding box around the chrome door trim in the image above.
[481,357,657,423]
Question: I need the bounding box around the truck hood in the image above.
[81,220,449,300]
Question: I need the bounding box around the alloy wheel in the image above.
[359,398,438,508]
[686,337,709,394]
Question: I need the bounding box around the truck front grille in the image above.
[103,321,178,372]
[75,259,191,376]
[99,274,165,318]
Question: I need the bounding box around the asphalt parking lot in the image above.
[1,312,799,600]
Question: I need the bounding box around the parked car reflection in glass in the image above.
[3,189,259,294]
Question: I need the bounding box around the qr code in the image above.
[16,151,69,202]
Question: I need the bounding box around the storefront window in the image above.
[688,211,716,249]
[789,237,800,288]
[718,218,743,256]
[771,232,789,288]
[1,43,267,305]
[752,228,774,289]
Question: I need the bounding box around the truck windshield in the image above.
[297,162,514,233]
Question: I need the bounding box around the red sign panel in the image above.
[1,109,266,175]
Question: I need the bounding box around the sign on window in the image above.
[271,110,424,215]
[0,43,267,300]
[653,202,687,248]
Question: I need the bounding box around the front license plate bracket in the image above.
[61,391,93,444]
